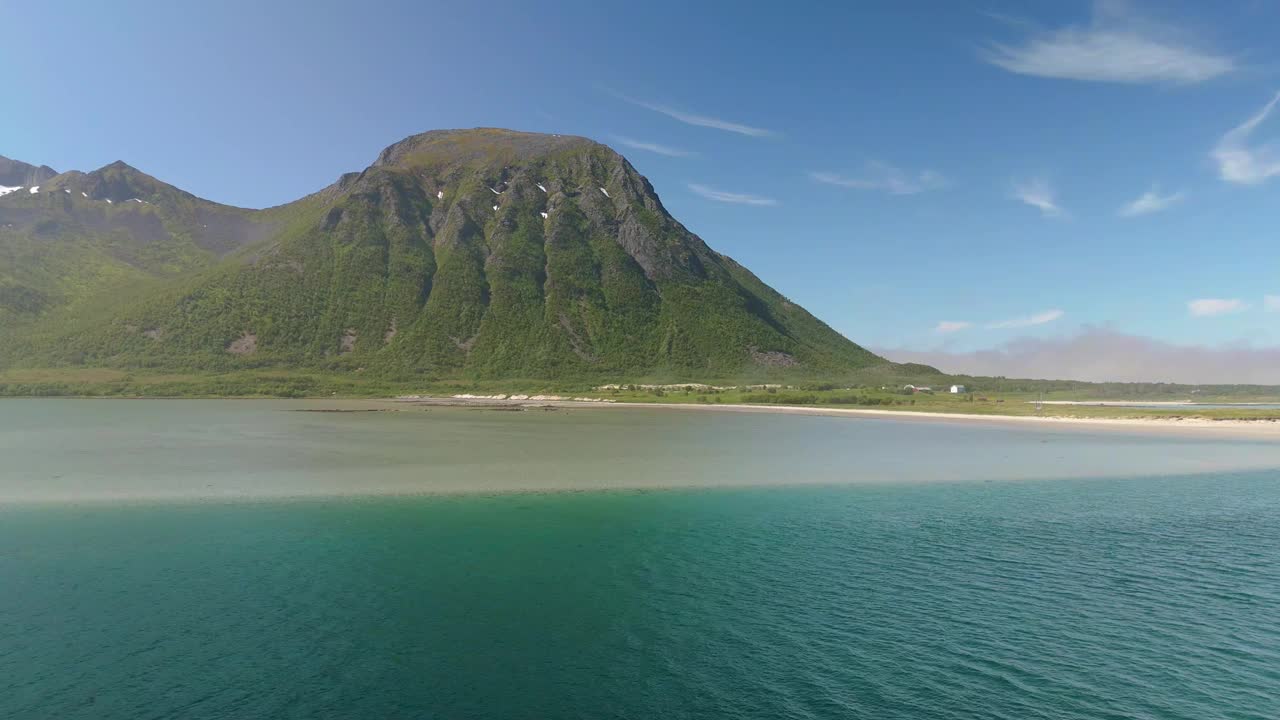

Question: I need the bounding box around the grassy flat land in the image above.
[0,368,415,399]
[8,368,1280,422]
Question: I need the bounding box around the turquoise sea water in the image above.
[2,401,1279,719]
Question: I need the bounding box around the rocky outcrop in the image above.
[0,156,57,188]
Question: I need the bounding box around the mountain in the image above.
[0,129,905,381]
[0,155,58,192]
[0,160,278,326]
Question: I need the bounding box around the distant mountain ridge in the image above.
[0,129,917,381]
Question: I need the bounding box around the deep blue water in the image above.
[3,473,1278,719]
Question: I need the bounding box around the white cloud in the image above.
[810,163,947,195]
[1119,186,1184,216]
[935,321,973,334]
[613,93,774,137]
[1265,295,1280,312]
[1188,298,1248,317]
[988,309,1065,329]
[687,183,777,206]
[1212,91,1280,185]
[611,136,693,157]
[982,4,1235,84]
[877,328,1280,384]
[1011,178,1064,217]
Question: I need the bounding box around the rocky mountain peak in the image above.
[0,155,58,188]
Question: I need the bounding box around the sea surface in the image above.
[2,400,1278,719]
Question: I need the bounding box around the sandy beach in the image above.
[395,396,1280,439]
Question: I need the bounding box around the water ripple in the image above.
[3,473,1279,719]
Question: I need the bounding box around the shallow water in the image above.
[2,400,1278,719]
[1067,402,1280,410]
[3,399,1280,501]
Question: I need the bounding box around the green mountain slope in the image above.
[0,161,281,335]
[1,129,904,381]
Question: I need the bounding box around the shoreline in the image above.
[393,397,1280,438]
[1038,400,1280,407]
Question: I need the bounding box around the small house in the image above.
[950,385,966,394]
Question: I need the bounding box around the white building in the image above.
[950,385,966,394]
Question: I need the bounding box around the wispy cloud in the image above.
[1011,178,1065,217]
[877,328,1280,384]
[611,136,693,157]
[613,93,774,137]
[1188,298,1248,317]
[933,311,1064,334]
[1266,295,1280,312]
[1212,91,1280,185]
[935,321,973,334]
[688,183,777,206]
[1119,186,1184,216]
[982,4,1235,84]
[988,309,1065,329]
[810,163,947,195]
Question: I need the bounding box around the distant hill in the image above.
[0,160,278,327]
[0,129,919,381]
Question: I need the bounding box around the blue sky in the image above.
[5,0,1280,376]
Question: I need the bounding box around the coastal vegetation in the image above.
[6,366,1280,421]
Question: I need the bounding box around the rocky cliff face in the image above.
[1,129,889,379]
[0,155,57,189]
